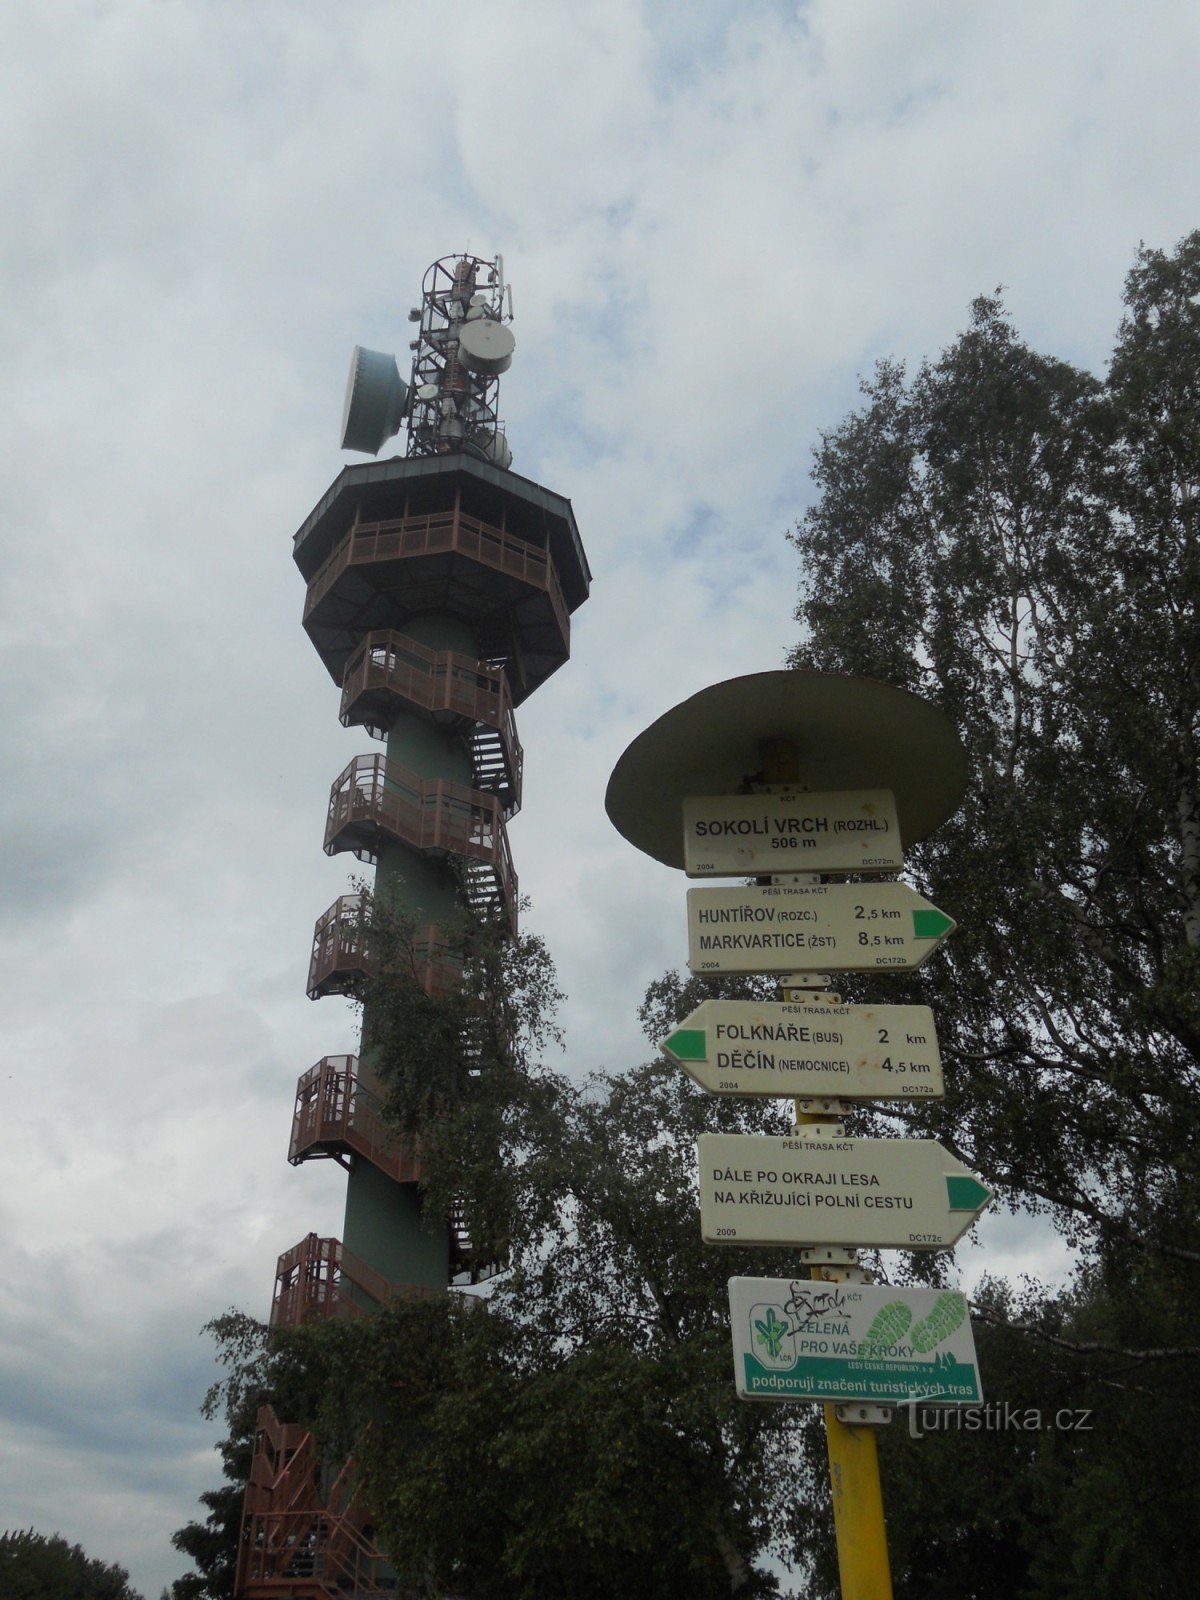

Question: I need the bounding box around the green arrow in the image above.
[664,1027,707,1062]
[946,1176,991,1212]
[912,908,955,940]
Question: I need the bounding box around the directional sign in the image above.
[728,1277,983,1405]
[683,790,903,877]
[698,1133,991,1249]
[687,881,955,974]
[662,1000,943,1099]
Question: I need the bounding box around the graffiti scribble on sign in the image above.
[785,1280,847,1326]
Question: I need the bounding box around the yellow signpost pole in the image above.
[795,1104,894,1600]
[822,1398,894,1600]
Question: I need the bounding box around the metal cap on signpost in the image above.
[605,669,967,866]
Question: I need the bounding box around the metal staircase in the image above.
[339,630,523,817]
[236,1406,394,1598]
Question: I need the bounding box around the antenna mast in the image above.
[340,251,515,470]
[407,252,514,468]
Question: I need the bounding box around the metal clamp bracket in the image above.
[814,1263,871,1284]
[795,1097,851,1118]
[834,1404,894,1427]
[801,1246,859,1267]
[776,973,841,1005]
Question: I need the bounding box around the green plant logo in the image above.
[754,1306,791,1361]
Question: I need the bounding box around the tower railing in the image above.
[288,1056,422,1184]
[339,629,522,812]
[270,1233,443,1328]
[322,756,518,926]
[306,902,464,1001]
[302,505,570,649]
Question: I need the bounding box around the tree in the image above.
[192,1076,830,1596]
[0,1529,143,1600]
[178,902,835,1599]
[786,230,1200,1594]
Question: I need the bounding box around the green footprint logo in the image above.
[856,1300,913,1357]
[909,1292,966,1353]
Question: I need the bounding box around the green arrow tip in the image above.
[663,1028,707,1063]
[946,1175,991,1213]
[913,908,955,941]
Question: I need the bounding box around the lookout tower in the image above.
[235,253,591,1594]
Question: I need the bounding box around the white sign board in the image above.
[661,1000,943,1098]
[698,1133,990,1249]
[686,882,955,974]
[728,1277,983,1405]
[682,790,902,877]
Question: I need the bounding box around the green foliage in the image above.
[306,1299,797,1600]
[171,906,834,1596]
[789,232,1200,1272]
[871,1272,1200,1600]
[164,1308,345,1600]
[351,888,570,1271]
[789,229,1200,1596]
[189,1050,831,1598]
[0,1529,143,1600]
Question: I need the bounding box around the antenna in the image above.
[339,252,516,470]
[340,346,409,454]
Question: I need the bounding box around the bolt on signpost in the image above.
[606,671,984,1600]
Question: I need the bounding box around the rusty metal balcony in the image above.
[288,1056,422,1184]
[340,630,522,814]
[322,756,518,928]
[302,504,572,698]
[270,1233,443,1328]
[306,901,462,1002]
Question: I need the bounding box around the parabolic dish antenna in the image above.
[457,318,515,375]
[606,670,968,869]
[340,346,409,454]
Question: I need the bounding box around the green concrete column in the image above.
[343,609,487,1290]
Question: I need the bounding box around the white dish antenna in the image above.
[458,319,515,376]
[340,346,409,455]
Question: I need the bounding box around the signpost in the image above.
[728,1277,983,1405]
[698,1133,991,1250]
[661,999,942,1099]
[687,881,955,974]
[605,671,979,1600]
[682,789,902,877]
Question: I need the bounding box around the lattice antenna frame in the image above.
[406,253,514,468]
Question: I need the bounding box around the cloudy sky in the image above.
[2,0,1198,1591]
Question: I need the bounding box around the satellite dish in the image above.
[340,346,409,454]
[483,428,512,469]
[417,383,440,401]
[458,318,515,375]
